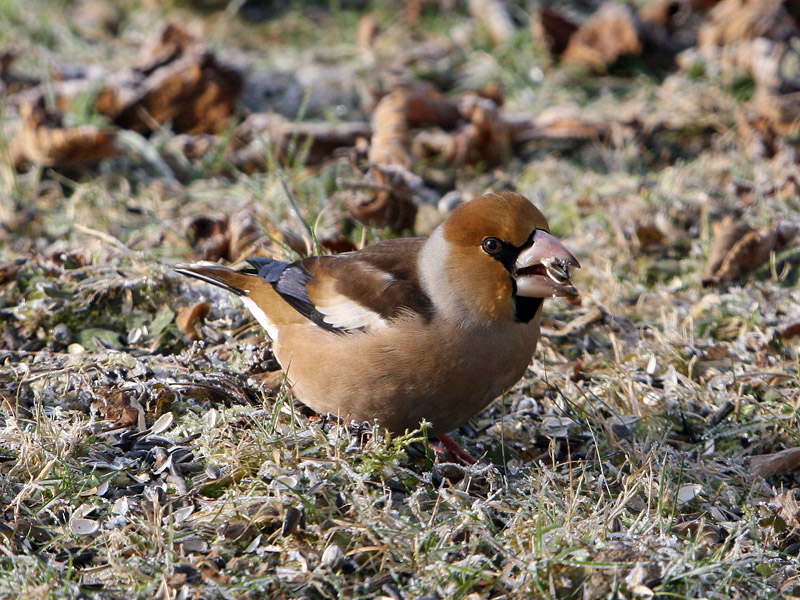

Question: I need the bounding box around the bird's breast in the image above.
[272,312,541,435]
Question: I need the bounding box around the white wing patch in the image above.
[241,296,280,341]
[309,267,395,332]
[315,297,388,331]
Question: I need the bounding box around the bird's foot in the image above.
[430,434,479,465]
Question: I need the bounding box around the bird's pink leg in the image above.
[430,434,479,465]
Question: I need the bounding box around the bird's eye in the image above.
[482,237,502,254]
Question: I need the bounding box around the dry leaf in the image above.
[533,6,579,56]
[97,23,243,135]
[636,223,667,251]
[673,517,725,545]
[92,388,140,427]
[698,0,799,48]
[11,102,120,170]
[703,215,798,285]
[562,3,643,72]
[748,447,800,478]
[186,215,230,262]
[772,489,800,529]
[369,81,460,169]
[343,164,420,231]
[413,95,511,166]
[176,302,211,341]
[779,322,800,339]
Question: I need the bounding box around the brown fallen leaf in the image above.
[533,6,580,56]
[234,113,372,169]
[779,322,800,339]
[369,81,460,169]
[636,223,667,252]
[343,164,420,231]
[186,214,231,262]
[412,95,511,166]
[697,0,799,48]
[96,22,243,135]
[703,215,798,285]
[772,488,800,529]
[92,388,140,428]
[176,302,212,341]
[673,517,726,545]
[562,3,643,72]
[186,211,275,262]
[748,447,800,478]
[11,102,120,170]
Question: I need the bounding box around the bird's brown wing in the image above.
[245,237,433,334]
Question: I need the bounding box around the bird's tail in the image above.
[174,262,256,296]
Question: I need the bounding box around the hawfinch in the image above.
[176,191,579,440]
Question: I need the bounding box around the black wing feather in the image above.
[246,257,343,334]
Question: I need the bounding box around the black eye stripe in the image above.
[483,228,546,272]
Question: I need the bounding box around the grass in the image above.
[1,1,800,599]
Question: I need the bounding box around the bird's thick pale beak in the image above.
[513,230,580,298]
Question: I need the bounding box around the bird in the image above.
[175,191,579,459]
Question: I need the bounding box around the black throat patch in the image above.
[513,295,543,323]
[488,230,544,323]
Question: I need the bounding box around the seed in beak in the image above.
[542,258,572,284]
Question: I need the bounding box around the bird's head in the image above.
[427,191,580,324]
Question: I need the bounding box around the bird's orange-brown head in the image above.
[431,191,579,324]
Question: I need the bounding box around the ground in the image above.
[1,1,800,599]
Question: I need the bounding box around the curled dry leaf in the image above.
[748,447,800,478]
[697,0,799,48]
[92,388,140,428]
[187,215,230,262]
[369,81,460,169]
[673,517,725,545]
[186,210,275,262]
[177,302,212,340]
[703,215,798,285]
[11,102,120,170]
[562,3,643,72]
[532,6,579,56]
[96,23,243,134]
[343,164,420,231]
[779,322,800,339]
[413,95,511,167]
